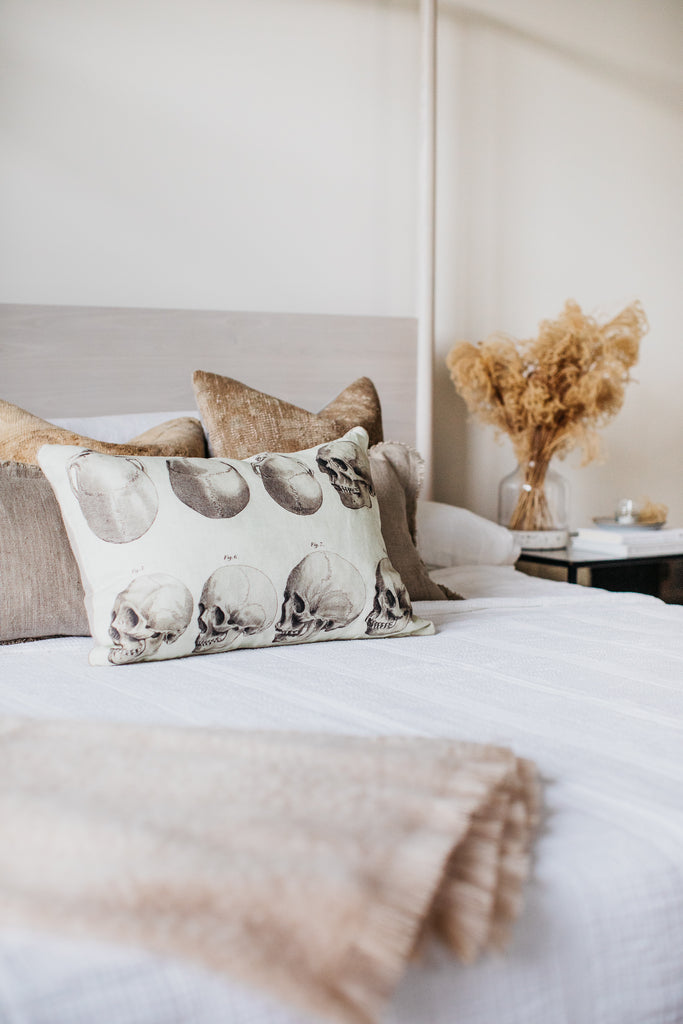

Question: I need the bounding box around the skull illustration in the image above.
[251,453,323,515]
[108,573,194,665]
[273,551,365,645]
[195,565,278,654]
[316,440,374,510]
[365,558,412,636]
[167,458,250,519]
[67,450,158,544]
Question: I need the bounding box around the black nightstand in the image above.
[517,547,683,603]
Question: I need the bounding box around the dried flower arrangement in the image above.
[446,300,648,531]
[636,498,668,525]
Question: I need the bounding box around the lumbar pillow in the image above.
[193,372,383,459]
[38,428,433,665]
[0,440,451,647]
[0,462,89,642]
[0,399,206,465]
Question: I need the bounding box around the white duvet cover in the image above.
[1,566,682,1024]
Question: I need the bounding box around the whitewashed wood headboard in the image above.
[0,304,418,446]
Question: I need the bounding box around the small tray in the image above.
[592,517,665,531]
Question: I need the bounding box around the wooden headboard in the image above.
[0,304,418,444]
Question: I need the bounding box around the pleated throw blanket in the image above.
[0,717,540,1024]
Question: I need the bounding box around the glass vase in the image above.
[498,461,569,549]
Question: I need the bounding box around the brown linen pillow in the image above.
[368,443,457,601]
[193,371,383,459]
[0,399,207,465]
[0,462,89,641]
[0,412,207,642]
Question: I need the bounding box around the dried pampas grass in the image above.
[447,301,648,530]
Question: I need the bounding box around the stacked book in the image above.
[571,526,683,558]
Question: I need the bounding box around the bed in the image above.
[1,304,682,1024]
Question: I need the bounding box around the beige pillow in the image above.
[0,413,206,643]
[0,462,89,641]
[0,399,207,465]
[368,444,458,601]
[193,372,383,459]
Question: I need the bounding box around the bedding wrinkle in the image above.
[408,639,669,717]
[486,613,683,668]
[563,782,683,853]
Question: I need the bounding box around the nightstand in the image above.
[516,547,683,603]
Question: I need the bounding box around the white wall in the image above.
[1,0,681,526]
[0,0,418,314]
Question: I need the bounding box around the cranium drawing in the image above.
[316,440,374,510]
[108,573,194,665]
[67,450,158,543]
[273,551,365,645]
[195,565,278,654]
[365,558,412,636]
[167,458,250,518]
[251,453,323,515]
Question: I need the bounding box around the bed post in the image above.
[416,0,437,497]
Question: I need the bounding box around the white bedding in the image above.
[1,566,682,1024]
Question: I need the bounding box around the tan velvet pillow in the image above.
[368,444,457,601]
[0,462,89,641]
[0,400,207,465]
[193,372,383,459]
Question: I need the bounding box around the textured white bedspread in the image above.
[1,566,682,1024]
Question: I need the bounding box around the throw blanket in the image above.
[0,718,540,1024]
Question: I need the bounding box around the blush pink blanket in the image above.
[0,718,540,1024]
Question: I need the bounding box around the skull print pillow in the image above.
[37,428,434,665]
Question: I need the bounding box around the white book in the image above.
[573,526,683,546]
[570,539,683,559]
